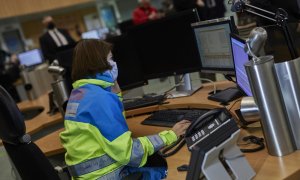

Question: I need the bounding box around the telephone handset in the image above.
[159,108,232,157]
[185,108,231,137]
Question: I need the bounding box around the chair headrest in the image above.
[0,86,26,145]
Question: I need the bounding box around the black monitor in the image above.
[18,49,44,67]
[230,34,252,96]
[128,9,201,79]
[192,17,236,74]
[55,44,77,93]
[118,19,134,34]
[106,35,148,91]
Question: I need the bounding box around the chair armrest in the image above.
[54,165,71,178]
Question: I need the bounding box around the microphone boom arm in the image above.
[231,0,299,59]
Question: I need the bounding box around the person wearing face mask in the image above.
[106,51,122,95]
[60,39,191,179]
[39,16,75,64]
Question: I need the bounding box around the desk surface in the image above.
[17,93,63,135]
[16,81,300,179]
[35,116,300,180]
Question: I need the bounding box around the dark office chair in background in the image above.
[0,86,61,180]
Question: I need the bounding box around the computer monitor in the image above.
[18,49,43,67]
[230,34,252,96]
[56,44,77,93]
[128,9,201,79]
[82,28,110,40]
[81,30,101,39]
[192,17,236,74]
[118,20,134,34]
[99,27,109,35]
[106,34,148,91]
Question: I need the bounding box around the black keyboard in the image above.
[142,109,209,127]
[123,95,166,111]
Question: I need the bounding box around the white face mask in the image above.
[107,53,118,81]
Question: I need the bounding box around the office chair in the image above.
[0,85,61,180]
[0,86,142,180]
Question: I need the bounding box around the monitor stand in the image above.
[167,74,203,99]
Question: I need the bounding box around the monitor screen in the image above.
[230,34,252,96]
[128,9,201,79]
[192,17,235,74]
[18,49,43,67]
[106,34,148,91]
[98,28,109,39]
[81,30,101,39]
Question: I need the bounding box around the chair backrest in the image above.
[0,86,60,180]
[0,86,25,144]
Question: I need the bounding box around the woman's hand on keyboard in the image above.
[172,120,191,138]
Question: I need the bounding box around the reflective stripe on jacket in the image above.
[60,73,178,179]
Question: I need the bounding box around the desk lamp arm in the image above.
[230,0,299,59]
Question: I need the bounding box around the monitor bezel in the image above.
[119,80,149,91]
[230,33,252,96]
[192,17,236,75]
[18,49,44,67]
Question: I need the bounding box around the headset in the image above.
[240,135,265,153]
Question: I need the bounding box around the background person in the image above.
[39,16,75,64]
[132,0,160,25]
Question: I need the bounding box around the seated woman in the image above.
[60,39,190,179]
